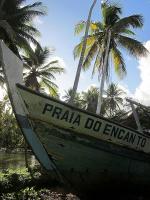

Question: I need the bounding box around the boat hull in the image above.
[33,120,150,192]
[16,85,150,189]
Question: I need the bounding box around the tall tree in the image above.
[63,88,82,108]
[0,0,45,55]
[81,86,99,113]
[0,95,23,149]
[74,1,148,114]
[81,86,106,115]
[23,45,64,97]
[70,0,97,104]
[104,83,125,117]
[0,0,46,86]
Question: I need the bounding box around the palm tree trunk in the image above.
[96,30,111,115]
[69,0,97,104]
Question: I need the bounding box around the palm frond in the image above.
[121,29,135,36]
[18,24,40,36]
[18,1,46,16]
[74,21,86,35]
[73,35,96,59]
[18,30,41,47]
[102,3,122,26]
[118,35,149,57]
[113,15,143,33]
[6,3,45,29]
[92,49,103,76]
[41,76,58,89]
[0,20,15,41]
[111,44,126,78]
[73,42,83,59]
[39,72,56,80]
[82,41,98,70]
[25,73,40,90]
[41,79,59,97]
[39,60,58,70]
[34,46,50,66]
[40,65,64,74]
[16,35,35,56]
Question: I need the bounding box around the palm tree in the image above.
[81,86,107,115]
[70,0,97,103]
[0,0,46,87]
[63,88,82,108]
[81,86,99,113]
[0,0,45,56]
[104,83,125,117]
[74,1,148,114]
[23,45,64,97]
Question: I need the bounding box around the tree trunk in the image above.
[69,0,97,104]
[96,30,111,115]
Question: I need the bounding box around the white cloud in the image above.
[118,84,132,97]
[134,41,150,106]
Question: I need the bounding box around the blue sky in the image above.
[33,0,150,99]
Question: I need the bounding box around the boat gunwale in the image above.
[16,83,150,139]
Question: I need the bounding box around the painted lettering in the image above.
[73,115,81,126]
[42,103,53,114]
[128,133,136,144]
[60,110,69,121]
[137,136,142,146]
[52,107,62,119]
[111,126,119,138]
[123,132,130,142]
[85,118,94,129]
[117,129,125,140]
[93,121,102,132]
[103,124,112,135]
[141,138,146,148]
[69,112,75,123]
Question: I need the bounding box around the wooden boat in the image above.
[1,40,150,192]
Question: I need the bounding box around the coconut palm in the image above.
[81,86,107,115]
[63,88,82,108]
[70,0,97,103]
[104,83,125,117]
[81,86,99,113]
[74,1,148,114]
[23,45,64,97]
[0,0,45,56]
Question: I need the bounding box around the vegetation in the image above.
[63,88,82,108]
[0,96,24,150]
[0,0,46,87]
[0,168,78,200]
[0,0,45,56]
[104,83,125,117]
[74,1,148,114]
[23,45,64,96]
[81,86,99,113]
[63,84,126,116]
